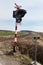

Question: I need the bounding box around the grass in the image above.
[18,32,28,34]
[18,54,32,65]
[0,31,27,36]
[0,31,14,36]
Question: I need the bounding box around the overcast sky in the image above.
[0,0,43,32]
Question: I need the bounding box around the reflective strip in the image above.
[13,42,17,46]
[15,34,17,37]
[15,25,17,30]
[15,38,17,42]
[15,30,17,34]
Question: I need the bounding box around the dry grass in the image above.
[0,32,43,64]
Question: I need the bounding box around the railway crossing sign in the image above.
[13,3,27,52]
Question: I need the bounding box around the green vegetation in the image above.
[18,32,28,34]
[0,31,14,36]
[0,31,27,36]
[18,54,32,65]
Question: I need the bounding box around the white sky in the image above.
[0,0,43,32]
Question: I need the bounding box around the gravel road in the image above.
[0,51,20,65]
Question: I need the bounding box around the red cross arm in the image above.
[14,3,22,9]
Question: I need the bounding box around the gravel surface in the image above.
[0,51,20,65]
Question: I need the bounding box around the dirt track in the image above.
[0,50,20,65]
[0,36,20,65]
[0,33,43,65]
[0,36,13,42]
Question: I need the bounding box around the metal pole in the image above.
[13,21,17,52]
[34,39,37,65]
[34,37,40,65]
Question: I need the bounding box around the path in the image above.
[0,51,20,65]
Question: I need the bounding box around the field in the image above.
[0,31,33,65]
[0,31,43,65]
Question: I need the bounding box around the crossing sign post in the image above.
[13,3,27,52]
